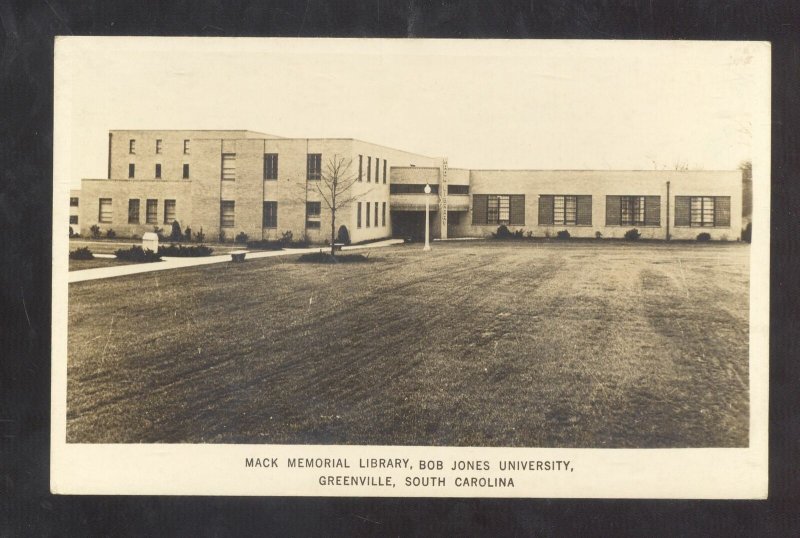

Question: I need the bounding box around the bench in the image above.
[332,243,345,252]
[230,250,247,262]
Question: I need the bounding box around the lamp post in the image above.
[423,183,432,251]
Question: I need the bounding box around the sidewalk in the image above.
[68,239,405,283]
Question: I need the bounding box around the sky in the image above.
[55,38,769,188]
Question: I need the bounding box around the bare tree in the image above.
[305,154,370,256]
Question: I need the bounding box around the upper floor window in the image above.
[182,164,190,179]
[183,139,190,154]
[383,160,387,183]
[155,139,162,154]
[389,184,439,194]
[375,158,380,182]
[264,153,278,180]
[367,157,371,183]
[129,139,135,154]
[128,163,135,179]
[70,197,79,207]
[307,153,321,181]
[358,155,363,182]
[221,153,236,181]
[448,185,469,195]
[155,163,162,179]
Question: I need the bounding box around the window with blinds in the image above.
[264,154,278,180]
[146,199,158,224]
[163,200,176,224]
[220,200,235,227]
[306,201,320,229]
[307,154,321,180]
[472,194,525,225]
[538,195,592,225]
[263,201,277,228]
[99,198,112,223]
[221,154,236,181]
[674,196,730,227]
[128,199,140,224]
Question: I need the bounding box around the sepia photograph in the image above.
[51,37,770,497]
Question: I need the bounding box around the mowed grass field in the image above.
[67,241,750,447]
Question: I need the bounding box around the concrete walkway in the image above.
[68,239,405,283]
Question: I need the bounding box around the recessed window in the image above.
[98,198,112,223]
[605,195,660,227]
[263,201,277,228]
[155,163,162,179]
[390,184,439,194]
[382,202,386,226]
[128,199,140,224]
[366,202,371,227]
[220,200,235,227]
[264,153,278,180]
[146,199,158,224]
[183,139,190,154]
[182,164,190,179]
[307,153,322,181]
[221,153,236,181]
[675,196,730,228]
[375,158,379,182]
[374,202,378,227]
[358,155,363,182]
[69,215,78,225]
[129,139,135,154]
[164,199,176,224]
[155,139,162,154]
[383,160,387,184]
[448,185,469,195]
[472,194,527,226]
[70,197,79,207]
[306,201,321,229]
[128,163,135,178]
[357,202,362,228]
[367,157,371,183]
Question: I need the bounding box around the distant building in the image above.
[75,130,744,242]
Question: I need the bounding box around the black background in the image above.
[2,1,799,535]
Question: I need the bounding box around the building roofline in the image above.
[468,168,740,173]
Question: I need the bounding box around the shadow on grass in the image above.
[297,252,371,264]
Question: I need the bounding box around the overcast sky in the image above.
[56,38,768,188]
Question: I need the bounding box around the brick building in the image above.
[75,129,744,243]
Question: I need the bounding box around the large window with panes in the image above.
[537,195,592,226]
[146,199,158,224]
[307,154,321,180]
[128,199,140,224]
[674,196,730,227]
[605,195,660,226]
[163,200,176,224]
[221,154,236,181]
[264,153,278,180]
[99,198,112,223]
[306,201,321,229]
[472,194,525,225]
[220,201,235,227]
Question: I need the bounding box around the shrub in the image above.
[513,229,525,239]
[595,231,603,239]
[235,231,249,244]
[493,225,513,239]
[69,246,94,260]
[90,224,101,239]
[170,220,183,241]
[555,230,570,240]
[184,226,192,242]
[106,228,117,239]
[114,245,162,263]
[219,229,227,243]
[158,244,214,257]
[624,228,641,241]
[297,252,369,264]
[69,226,75,238]
[195,227,205,243]
[337,225,351,245]
[279,230,293,246]
[152,226,165,240]
[246,239,283,251]
[525,230,533,239]
[696,232,711,242]
[742,222,752,243]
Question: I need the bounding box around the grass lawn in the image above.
[68,257,142,271]
[66,241,749,447]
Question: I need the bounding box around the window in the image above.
[383,160,387,183]
[375,158,380,181]
[606,196,660,226]
[448,211,461,225]
[129,139,135,154]
[146,199,158,224]
[164,199,176,224]
[374,202,379,227]
[382,202,386,226]
[156,139,162,154]
[472,195,526,225]
[358,155,363,182]
[99,198,112,223]
[69,215,78,225]
[357,202,362,228]
[389,184,439,194]
[182,164,190,179]
[307,153,321,180]
[366,202,371,227]
[264,153,278,180]
[183,139,190,154]
[70,197,79,207]
[263,201,277,228]
[155,163,162,179]
[537,195,591,226]
[221,153,236,181]
[448,185,469,195]
[220,201,235,227]
[128,199,140,224]
[675,196,730,227]
[306,201,321,229]
[128,163,135,178]
[367,157,371,183]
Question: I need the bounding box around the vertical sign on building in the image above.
[439,157,448,239]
